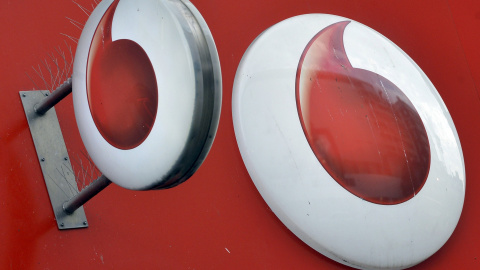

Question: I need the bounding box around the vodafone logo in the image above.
[73,0,221,190]
[296,21,430,205]
[233,14,465,269]
[87,0,158,150]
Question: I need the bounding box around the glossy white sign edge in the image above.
[232,14,465,269]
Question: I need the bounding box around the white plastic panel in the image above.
[73,0,221,190]
[232,14,465,270]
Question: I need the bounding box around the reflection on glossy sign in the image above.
[296,21,430,204]
[87,0,158,150]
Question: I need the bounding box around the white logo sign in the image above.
[233,14,465,269]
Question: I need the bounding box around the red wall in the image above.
[1,0,479,269]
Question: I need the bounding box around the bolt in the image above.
[45,93,49,96]
[41,158,45,162]
[60,223,64,227]
[83,221,87,225]
[64,157,68,161]
[22,93,26,97]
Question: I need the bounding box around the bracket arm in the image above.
[63,175,112,214]
[34,77,72,115]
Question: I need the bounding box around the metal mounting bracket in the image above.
[20,90,88,230]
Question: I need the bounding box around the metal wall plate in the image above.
[20,90,88,230]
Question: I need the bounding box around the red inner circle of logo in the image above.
[86,0,158,150]
[296,21,431,205]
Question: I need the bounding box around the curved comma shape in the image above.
[296,21,431,204]
[87,0,158,150]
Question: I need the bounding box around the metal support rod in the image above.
[63,175,112,215]
[34,77,73,115]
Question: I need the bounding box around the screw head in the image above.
[41,158,45,162]
[45,93,49,96]
[22,93,26,97]
[64,157,68,161]
[60,223,64,227]
[83,221,87,225]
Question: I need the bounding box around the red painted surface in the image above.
[88,0,157,149]
[297,21,430,205]
[0,0,478,269]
